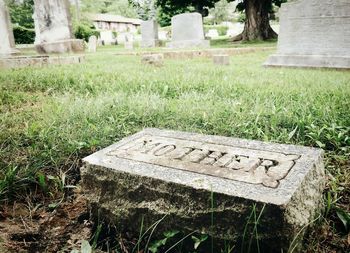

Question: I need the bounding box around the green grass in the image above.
[0,45,349,251]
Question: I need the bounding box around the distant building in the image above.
[90,13,142,34]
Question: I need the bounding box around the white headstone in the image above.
[141,20,159,47]
[0,0,19,55]
[166,13,209,48]
[265,0,350,69]
[100,31,115,45]
[158,30,168,40]
[206,29,219,39]
[88,35,97,52]
[124,41,133,50]
[33,0,84,53]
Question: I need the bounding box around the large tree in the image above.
[234,0,286,41]
[156,0,286,40]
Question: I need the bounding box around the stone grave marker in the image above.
[124,41,134,50]
[213,54,230,65]
[206,29,219,39]
[33,0,84,54]
[141,20,159,47]
[264,0,350,69]
[81,128,325,251]
[100,31,115,45]
[166,13,209,48]
[158,30,168,41]
[0,0,19,55]
[88,36,97,52]
[141,54,164,66]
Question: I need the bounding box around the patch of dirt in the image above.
[0,194,91,253]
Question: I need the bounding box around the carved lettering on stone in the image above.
[107,135,300,188]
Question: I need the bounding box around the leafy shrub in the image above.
[237,12,246,23]
[13,25,35,44]
[73,22,100,42]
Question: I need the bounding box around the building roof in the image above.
[90,13,142,25]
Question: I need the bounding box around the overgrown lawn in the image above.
[0,48,349,252]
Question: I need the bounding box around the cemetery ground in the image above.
[0,44,349,252]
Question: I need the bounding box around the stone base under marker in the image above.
[264,54,350,69]
[0,55,85,69]
[166,39,210,49]
[35,39,85,54]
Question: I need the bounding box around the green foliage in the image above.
[129,0,157,20]
[7,0,35,44]
[157,4,192,27]
[236,0,287,13]
[209,0,230,24]
[156,0,219,25]
[13,25,35,44]
[237,11,246,23]
[73,21,100,42]
[191,234,208,249]
[335,208,350,232]
[149,230,179,253]
[81,0,138,17]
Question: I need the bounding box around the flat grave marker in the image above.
[81,128,325,251]
[213,54,230,65]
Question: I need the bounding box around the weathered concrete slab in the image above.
[114,47,274,59]
[141,20,159,48]
[213,54,230,65]
[141,54,164,67]
[0,55,84,69]
[264,0,350,69]
[35,39,84,54]
[166,13,209,48]
[81,128,325,251]
[0,0,20,55]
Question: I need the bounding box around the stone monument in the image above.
[166,13,209,48]
[81,128,325,251]
[33,0,84,54]
[0,0,19,55]
[264,0,350,69]
[213,54,230,65]
[141,20,159,47]
[88,35,97,52]
[206,29,219,39]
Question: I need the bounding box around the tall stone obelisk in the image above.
[0,0,19,55]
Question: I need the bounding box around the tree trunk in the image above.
[234,0,277,41]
